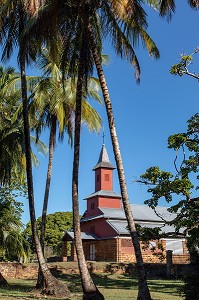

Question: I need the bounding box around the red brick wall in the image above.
[81,238,190,264]
[83,239,118,261]
[118,238,190,264]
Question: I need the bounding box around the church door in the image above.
[89,244,95,261]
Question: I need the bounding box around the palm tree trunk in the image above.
[72,42,104,300]
[86,24,152,300]
[19,53,70,298]
[36,115,57,289]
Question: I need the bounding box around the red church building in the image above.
[62,144,189,264]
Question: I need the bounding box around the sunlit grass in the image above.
[0,274,184,299]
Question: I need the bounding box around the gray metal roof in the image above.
[85,190,121,200]
[99,204,176,223]
[99,207,125,219]
[106,220,184,235]
[63,231,97,241]
[93,144,115,170]
[131,204,175,222]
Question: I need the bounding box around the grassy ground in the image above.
[0,273,184,300]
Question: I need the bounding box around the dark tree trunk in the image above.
[86,24,151,300]
[72,42,104,300]
[19,52,70,298]
[0,273,8,286]
[36,115,57,289]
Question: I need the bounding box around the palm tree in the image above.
[0,65,45,184]
[31,49,102,288]
[0,66,26,184]
[145,0,198,18]
[22,1,160,299]
[0,2,70,297]
[24,1,199,298]
[62,2,159,299]
[70,35,104,299]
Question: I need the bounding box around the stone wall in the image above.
[0,263,38,279]
[0,261,190,280]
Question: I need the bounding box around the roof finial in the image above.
[102,126,105,145]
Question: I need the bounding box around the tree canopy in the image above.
[23,211,73,255]
[139,114,199,253]
[0,181,30,262]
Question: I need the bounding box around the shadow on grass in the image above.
[148,279,183,295]
[0,280,36,299]
[0,273,183,299]
[57,272,183,296]
[0,280,34,292]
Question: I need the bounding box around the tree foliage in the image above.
[140,114,199,250]
[170,48,199,80]
[0,182,30,262]
[23,212,73,255]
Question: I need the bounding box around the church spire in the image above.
[93,144,115,170]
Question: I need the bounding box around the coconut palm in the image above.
[31,49,102,288]
[0,65,46,184]
[63,3,159,299]
[0,66,25,184]
[145,0,198,18]
[22,1,160,299]
[24,1,199,298]
[0,2,70,297]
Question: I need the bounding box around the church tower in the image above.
[83,144,122,218]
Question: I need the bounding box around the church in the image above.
[62,144,189,264]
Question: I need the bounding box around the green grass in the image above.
[0,274,184,300]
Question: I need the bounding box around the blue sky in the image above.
[7,3,199,225]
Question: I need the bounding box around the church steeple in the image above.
[93,144,115,171]
[83,143,122,217]
[93,144,115,192]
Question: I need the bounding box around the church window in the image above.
[105,174,109,181]
[166,240,183,255]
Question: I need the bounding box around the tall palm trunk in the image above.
[86,24,151,300]
[72,43,104,300]
[18,14,70,295]
[36,115,57,289]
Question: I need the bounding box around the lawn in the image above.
[0,274,184,300]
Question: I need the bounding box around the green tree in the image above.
[145,0,199,18]
[170,48,199,80]
[0,2,70,296]
[0,182,29,262]
[139,114,199,300]
[23,211,73,255]
[0,66,26,184]
[0,65,47,185]
[0,181,30,285]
